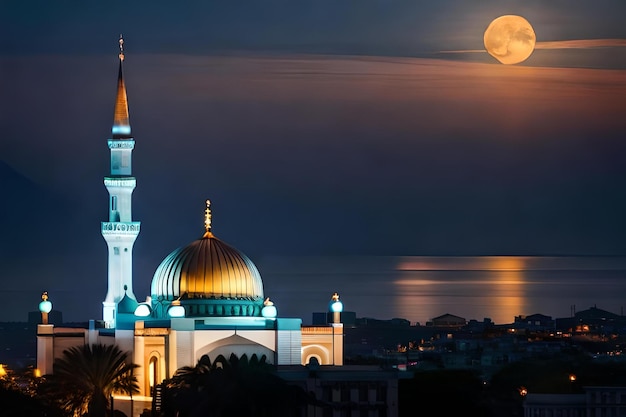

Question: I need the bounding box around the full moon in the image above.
[484,15,536,65]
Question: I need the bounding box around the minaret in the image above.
[101,35,140,328]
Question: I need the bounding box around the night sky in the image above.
[1,1,626,322]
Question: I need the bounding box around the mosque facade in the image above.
[36,37,344,400]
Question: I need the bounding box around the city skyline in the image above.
[1,1,626,322]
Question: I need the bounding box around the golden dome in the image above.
[149,201,264,318]
[151,232,264,301]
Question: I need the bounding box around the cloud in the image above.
[438,49,487,54]
[440,38,626,54]
[534,39,626,49]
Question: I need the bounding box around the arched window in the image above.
[306,354,322,365]
[149,356,158,394]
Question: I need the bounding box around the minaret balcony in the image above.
[104,177,136,187]
[101,221,141,236]
[108,139,135,149]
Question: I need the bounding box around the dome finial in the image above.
[329,292,343,322]
[39,292,53,324]
[262,297,277,318]
[119,34,125,61]
[204,200,212,233]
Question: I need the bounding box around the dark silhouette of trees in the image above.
[160,353,308,417]
[38,343,139,417]
[1,371,63,417]
[1,384,63,417]
[399,369,492,417]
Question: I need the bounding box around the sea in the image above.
[257,255,626,326]
[3,255,625,326]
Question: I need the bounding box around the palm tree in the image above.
[162,353,308,417]
[39,343,139,417]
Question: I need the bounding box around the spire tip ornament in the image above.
[204,199,212,233]
[118,34,125,61]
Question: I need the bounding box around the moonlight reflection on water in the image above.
[258,256,626,325]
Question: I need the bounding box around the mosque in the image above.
[35,37,345,400]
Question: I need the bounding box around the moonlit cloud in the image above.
[440,38,626,54]
[534,39,626,49]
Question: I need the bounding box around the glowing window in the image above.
[149,357,158,391]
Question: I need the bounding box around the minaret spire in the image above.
[112,34,131,138]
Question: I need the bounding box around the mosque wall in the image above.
[171,329,192,376]
[191,329,277,364]
[52,329,87,360]
[36,325,55,376]
[115,329,134,355]
[301,324,344,366]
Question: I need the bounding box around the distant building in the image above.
[523,386,626,417]
[355,317,411,327]
[514,313,555,331]
[312,311,357,327]
[556,306,626,334]
[279,364,405,417]
[523,393,586,417]
[427,313,467,328]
